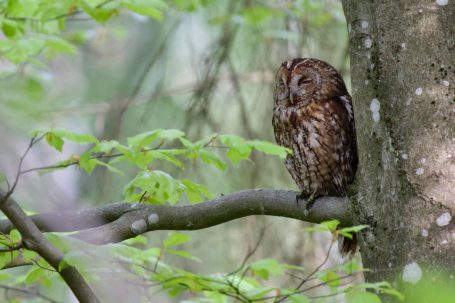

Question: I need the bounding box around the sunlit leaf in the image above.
[347,291,382,303]
[199,149,226,171]
[91,140,120,153]
[149,150,184,167]
[45,132,64,152]
[128,129,184,150]
[319,270,341,287]
[182,179,213,203]
[164,232,191,248]
[121,0,167,20]
[9,229,21,242]
[166,249,201,262]
[123,170,185,204]
[45,37,77,54]
[288,293,310,303]
[339,225,369,239]
[25,267,47,286]
[250,259,283,280]
[305,220,340,233]
[249,140,291,159]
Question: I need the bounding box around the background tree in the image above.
[341,1,455,300]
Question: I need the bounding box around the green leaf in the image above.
[339,225,369,239]
[163,232,191,248]
[380,288,405,301]
[182,179,213,204]
[50,128,98,143]
[128,129,185,150]
[121,0,167,20]
[249,140,291,159]
[199,149,226,171]
[79,1,118,23]
[149,150,184,167]
[242,6,279,25]
[136,247,161,261]
[321,220,340,232]
[226,148,251,164]
[34,128,99,149]
[45,37,76,54]
[45,132,64,152]
[165,249,201,262]
[250,259,283,280]
[2,19,21,38]
[123,170,185,204]
[79,152,98,174]
[347,291,382,303]
[218,135,252,164]
[288,293,310,303]
[5,0,39,17]
[94,160,124,175]
[305,220,340,233]
[91,140,120,153]
[319,271,341,287]
[122,235,148,246]
[0,253,13,269]
[22,249,38,262]
[9,229,21,242]
[25,267,47,286]
[243,287,275,299]
[45,233,72,252]
[0,273,11,281]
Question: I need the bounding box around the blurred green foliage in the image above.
[0,0,373,302]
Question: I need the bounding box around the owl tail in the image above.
[339,233,357,257]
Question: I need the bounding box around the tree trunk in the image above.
[341,0,455,299]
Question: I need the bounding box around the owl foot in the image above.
[305,192,317,211]
[296,191,306,206]
[296,190,317,211]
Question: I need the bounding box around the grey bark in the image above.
[0,188,100,303]
[0,189,350,245]
[341,0,455,298]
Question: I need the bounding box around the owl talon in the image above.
[296,191,309,207]
[305,193,316,211]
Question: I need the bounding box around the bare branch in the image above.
[0,189,100,303]
[0,283,59,303]
[0,189,352,245]
[228,226,268,276]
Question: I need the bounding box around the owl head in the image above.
[273,58,348,107]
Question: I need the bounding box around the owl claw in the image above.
[305,193,316,211]
[296,191,310,207]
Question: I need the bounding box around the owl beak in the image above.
[289,92,295,104]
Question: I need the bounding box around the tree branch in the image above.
[0,188,100,303]
[0,189,352,245]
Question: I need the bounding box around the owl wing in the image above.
[332,95,358,192]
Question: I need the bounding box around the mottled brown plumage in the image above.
[272,58,358,256]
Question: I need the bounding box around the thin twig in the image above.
[0,283,60,303]
[2,134,45,203]
[0,242,23,252]
[18,145,163,176]
[275,239,334,303]
[228,226,268,276]
[32,259,57,272]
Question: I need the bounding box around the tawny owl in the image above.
[272,58,358,256]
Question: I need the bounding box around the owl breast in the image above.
[272,58,357,197]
